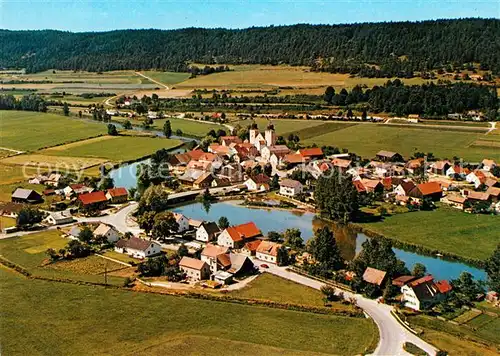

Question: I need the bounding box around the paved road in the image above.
[135,71,170,89]
[259,263,438,356]
[78,202,142,235]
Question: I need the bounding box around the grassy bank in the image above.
[358,205,499,262]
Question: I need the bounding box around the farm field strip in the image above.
[302,124,500,161]
[1,154,109,170]
[0,111,106,151]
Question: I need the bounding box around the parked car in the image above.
[260,264,269,269]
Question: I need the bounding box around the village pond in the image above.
[172,201,487,282]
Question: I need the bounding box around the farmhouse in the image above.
[173,212,190,232]
[401,275,452,311]
[44,211,74,225]
[283,153,308,166]
[78,191,108,210]
[227,253,255,275]
[241,240,262,256]
[466,191,491,203]
[429,161,451,175]
[409,182,443,201]
[0,202,24,218]
[244,174,270,191]
[93,223,120,243]
[179,257,210,281]
[256,240,282,264]
[394,181,417,196]
[279,179,303,197]
[114,237,161,259]
[220,136,242,146]
[196,222,221,242]
[217,222,262,248]
[106,187,128,203]
[482,159,497,172]
[261,145,290,162]
[297,147,323,159]
[376,150,403,162]
[444,194,468,210]
[331,158,352,172]
[64,184,93,198]
[200,244,230,273]
[486,186,500,202]
[466,171,486,189]
[193,172,214,189]
[11,188,42,204]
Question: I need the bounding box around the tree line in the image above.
[1,19,499,74]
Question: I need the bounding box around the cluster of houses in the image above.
[9,183,129,213]
[110,212,284,285]
[362,267,453,311]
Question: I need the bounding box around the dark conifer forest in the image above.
[1,19,499,74]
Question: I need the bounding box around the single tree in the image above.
[177,244,189,257]
[309,227,344,276]
[78,226,94,243]
[284,228,304,250]
[107,123,118,136]
[412,263,427,278]
[218,216,230,229]
[63,102,70,116]
[123,120,133,129]
[485,244,500,292]
[163,120,172,138]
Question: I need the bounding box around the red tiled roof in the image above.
[298,147,323,157]
[234,222,261,238]
[201,244,229,258]
[187,150,206,161]
[78,191,108,205]
[417,182,442,196]
[251,174,270,184]
[435,280,452,294]
[284,153,306,164]
[256,240,281,257]
[244,240,262,252]
[280,179,302,189]
[107,187,128,197]
[486,186,500,197]
[408,275,434,287]
[331,158,352,168]
[353,180,366,193]
[217,253,232,268]
[392,275,417,287]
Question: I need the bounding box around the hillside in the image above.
[1,19,499,74]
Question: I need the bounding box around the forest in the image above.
[1,19,499,74]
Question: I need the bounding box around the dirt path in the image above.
[135,71,170,89]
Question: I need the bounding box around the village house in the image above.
[482,159,497,172]
[443,194,468,210]
[466,170,487,189]
[196,222,221,242]
[354,179,384,194]
[405,158,424,174]
[283,153,308,168]
[255,240,282,264]
[297,147,324,160]
[394,181,417,197]
[93,223,121,243]
[279,178,304,197]
[178,168,205,186]
[173,212,190,233]
[429,161,451,175]
[392,275,418,288]
[331,158,352,172]
[227,253,255,275]
[193,172,214,189]
[261,145,290,162]
[211,177,231,188]
[241,240,262,256]
[446,165,470,179]
[220,136,242,146]
[64,184,93,198]
[376,150,403,162]
[78,191,108,211]
[465,191,491,204]
[0,202,24,218]
[244,174,270,192]
[169,152,192,167]
[105,187,128,204]
[362,267,387,287]
[408,182,443,201]
[114,237,161,259]
[44,211,74,225]
[486,186,500,202]
[401,275,452,311]
[200,244,230,274]
[219,163,245,183]
[11,188,42,204]
[484,177,500,189]
[179,256,211,281]
[217,222,262,248]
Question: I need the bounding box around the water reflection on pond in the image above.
[172,201,487,281]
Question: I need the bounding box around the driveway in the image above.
[78,202,142,235]
[259,263,438,356]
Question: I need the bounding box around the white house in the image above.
[244,174,270,192]
[114,237,161,259]
[217,222,261,249]
[196,222,221,242]
[279,178,303,197]
[466,171,486,188]
[44,211,74,225]
[482,159,497,172]
[173,212,190,232]
[401,275,452,311]
[93,223,121,243]
[255,240,281,264]
[179,257,211,281]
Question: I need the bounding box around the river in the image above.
[171,201,487,282]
